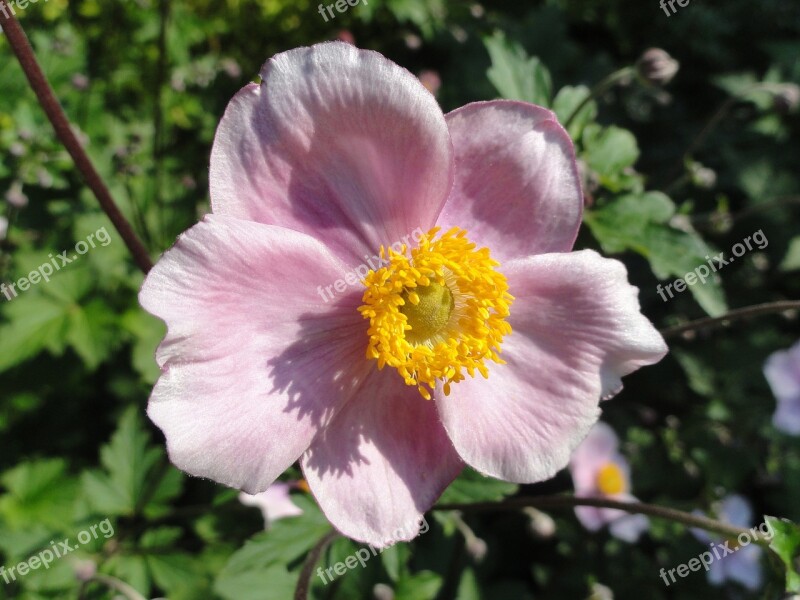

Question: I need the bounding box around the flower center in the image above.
[358,227,513,400]
[596,462,626,495]
[399,282,455,343]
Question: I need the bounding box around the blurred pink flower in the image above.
[764,340,800,434]
[418,70,441,97]
[569,422,649,542]
[140,42,667,547]
[239,482,304,528]
[692,495,763,590]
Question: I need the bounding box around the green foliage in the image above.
[766,516,800,592]
[0,0,798,598]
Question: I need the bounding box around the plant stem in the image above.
[660,300,800,339]
[294,529,339,600]
[563,67,634,130]
[0,5,153,274]
[435,495,769,545]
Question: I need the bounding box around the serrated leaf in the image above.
[585,192,728,316]
[765,516,800,592]
[0,295,70,372]
[215,494,330,590]
[81,407,177,516]
[552,85,597,140]
[582,124,640,191]
[485,31,552,106]
[439,468,518,504]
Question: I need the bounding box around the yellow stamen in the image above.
[596,463,626,495]
[358,227,513,399]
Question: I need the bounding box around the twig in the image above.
[660,300,800,339]
[294,529,339,600]
[435,495,767,544]
[0,5,153,274]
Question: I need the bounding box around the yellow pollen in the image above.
[596,463,626,495]
[358,226,513,399]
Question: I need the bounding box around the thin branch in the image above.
[294,529,339,600]
[563,66,634,130]
[660,300,800,339]
[435,495,767,544]
[0,5,153,274]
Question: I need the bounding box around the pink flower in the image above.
[764,340,800,434]
[691,495,763,590]
[569,422,649,542]
[140,42,667,547]
[239,482,304,528]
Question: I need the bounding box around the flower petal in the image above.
[302,371,463,547]
[438,100,582,262]
[608,512,649,543]
[764,340,800,401]
[210,42,454,263]
[140,215,371,493]
[435,250,667,483]
[239,483,303,527]
[569,422,620,494]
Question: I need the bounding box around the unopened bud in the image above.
[773,83,800,114]
[373,583,394,600]
[587,583,614,600]
[5,182,28,208]
[636,48,679,86]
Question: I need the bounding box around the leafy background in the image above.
[1,0,799,598]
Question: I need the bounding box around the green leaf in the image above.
[779,236,800,271]
[81,407,178,516]
[0,295,70,372]
[552,85,597,139]
[765,516,800,592]
[439,468,518,504]
[0,459,78,531]
[394,570,443,600]
[582,124,640,191]
[585,192,728,316]
[485,31,552,106]
[121,309,167,384]
[66,298,119,370]
[215,494,330,597]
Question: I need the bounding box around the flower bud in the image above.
[773,83,800,114]
[5,182,28,208]
[0,216,7,241]
[636,48,679,86]
[373,583,395,600]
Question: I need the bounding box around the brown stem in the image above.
[294,529,339,600]
[660,300,800,339]
[436,495,766,544]
[1,5,153,274]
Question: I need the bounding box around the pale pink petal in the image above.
[569,422,620,494]
[210,42,454,263]
[140,215,372,494]
[239,483,303,527]
[764,340,800,402]
[437,100,582,262]
[575,506,606,531]
[608,512,649,542]
[302,371,463,547]
[435,250,667,483]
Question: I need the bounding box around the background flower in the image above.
[569,422,650,542]
[692,495,763,590]
[764,339,800,434]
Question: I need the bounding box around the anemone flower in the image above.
[764,340,800,434]
[692,495,763,590]
[239,482,304,528]
[140,41,668,546]
[569,421,649,542]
